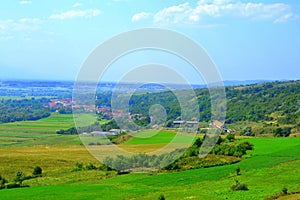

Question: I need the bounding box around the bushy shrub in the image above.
[282,187,288,194]
[0,175,8,189]
[6,182,21,189]
[193,138,202,147]
[273,127,291,137]
[199,129,207,134]
[158,194,166,200]
[74,162,84,171]
[226,134,235,142]
[184,146,199,157]
[211,141,254,157]
[14,171,25,185]
[239,141,254,150]
[203,134,223,145]
[236,167,241,175]
[33,166,42,176]
[231,180,248,191]
[242,126,254,136]
[86,163,97,170]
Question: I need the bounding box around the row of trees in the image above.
[0,98,50,123]
[103,134,254,172]
[0,166,42,189]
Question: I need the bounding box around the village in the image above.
[47,98,231,138]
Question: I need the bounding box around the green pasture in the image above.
[0,113,97,147]
[125,130,195,145]
[1,136,300,199]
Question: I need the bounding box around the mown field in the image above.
[117,130,196,153]
[0,113,97,147]
[0,121,300,200]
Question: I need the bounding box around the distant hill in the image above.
[222,80,274,86]
[224,80,300,124]
[96,80,300,125]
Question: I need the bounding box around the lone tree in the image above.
[274,127,291,137]
[226,133,235,142]
[236,167,241,175]
[14,171,25,185]
[193,138,202,147]
[243,126,253,136]
[158,194,166,200]
[0,175,8,189]
[33,166,42,176]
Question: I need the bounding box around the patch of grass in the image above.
[1,135,300,199]
[1,159,300,199]
[0,113,97,147]
[0,144,114,186]
[125,130,194,145]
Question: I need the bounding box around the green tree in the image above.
[33,166,42,176]
[226,133,235,142]
[0,175,8,189]
[274,127,291,137]
[231,180,248,191]
[193,138,202,147]
[243,126,253,136]
[236,167,241,175]
[14,171,25,185]
[158,194,166,200]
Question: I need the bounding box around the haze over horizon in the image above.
[1,0,299,84]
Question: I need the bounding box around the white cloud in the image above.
[154,2,191,24]
[0,19,40,35]
[19,0,32,5]
[73,3,82,8]
[132,12,150,22]
[19,18,42,24]
[49,9,101,20]
[151,1,296,25]
[274,13,295,23]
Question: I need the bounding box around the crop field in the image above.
[0,128,300,200]
[0,113,97,147]
[125,130,195,145]
[118,130,197,153]
[0,113,299,199]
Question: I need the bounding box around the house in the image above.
[173,120,184,124]
[109,129,123,135]
[90,131,110,136]
[90,129,123,136]
[212,120,229,132]
[173,120,198,125]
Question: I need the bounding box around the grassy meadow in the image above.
[0,138,299,199]
[0,116,300,200]
[0,113,98,147]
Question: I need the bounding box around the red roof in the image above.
[213,120,223,128]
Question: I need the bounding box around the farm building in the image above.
[212,120,229,132]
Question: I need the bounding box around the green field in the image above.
[125,130,195,145]
[0,113,97,147]
[0,114,299,199]
[1,129,300,199]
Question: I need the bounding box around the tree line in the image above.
[0,98,50,123]
[103,134,254,172]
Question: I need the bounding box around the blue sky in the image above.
[0,0,299,83]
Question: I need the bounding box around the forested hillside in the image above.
[225,81,300,124]
[96,80,300,125]
[0,98,50,123]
